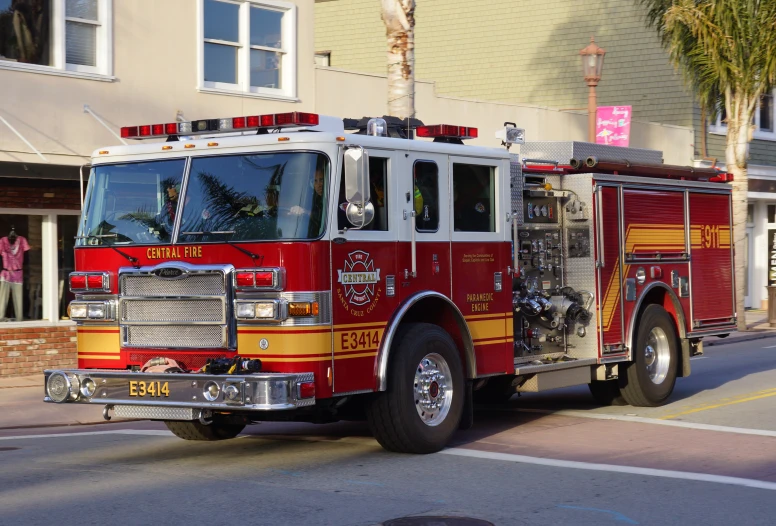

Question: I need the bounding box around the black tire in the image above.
[164,420,245,441]
[366,323,464,454]
[619,304,679,407]
[588,380,626,406]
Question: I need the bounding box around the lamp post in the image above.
[579,36,606,143]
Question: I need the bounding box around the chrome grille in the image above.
[124,325,226,348]
[121,274,225,296]
[122,299,225,323]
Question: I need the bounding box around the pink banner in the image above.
[596,105,632,146]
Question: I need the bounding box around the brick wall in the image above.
[0,325,77,377]
[0,179,81,210]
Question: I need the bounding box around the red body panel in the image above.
[596,186,624,349]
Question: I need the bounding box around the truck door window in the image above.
[337,157,388,231]
[414,161,439,232]
[453,163,495,232]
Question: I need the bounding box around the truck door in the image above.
[330,149,399,394]
[448,156,513,376]
[398,152,450,301]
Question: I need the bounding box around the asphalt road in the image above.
[2,335,776,526]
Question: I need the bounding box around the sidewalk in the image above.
[1,310,774,430]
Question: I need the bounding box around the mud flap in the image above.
[459,379,474,430]
[679,339,692,378]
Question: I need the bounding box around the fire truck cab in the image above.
[44,113,736,453]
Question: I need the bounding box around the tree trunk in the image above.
[381,0,415,119]
[726,92,753,332]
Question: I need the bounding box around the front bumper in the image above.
[43,369,315,412]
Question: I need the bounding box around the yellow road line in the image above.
[660,388,776,420]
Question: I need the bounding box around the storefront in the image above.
[0,165,83,376]
[745,168,776,311]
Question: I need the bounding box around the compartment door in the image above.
[595,185,624,351]
[689,192,735,329]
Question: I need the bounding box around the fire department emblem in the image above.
[338,250,381,306]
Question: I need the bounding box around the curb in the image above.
[704,332,776,347]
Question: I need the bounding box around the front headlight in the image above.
[255,302,276,319]
[69,303,88,319]
[87,303,106,319]
[236,303,256,319]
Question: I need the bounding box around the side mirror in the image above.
[343,148,373,228]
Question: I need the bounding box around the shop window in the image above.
[768,205,776,224]
[337,157,388,231]
[414,161,439,232]
[0,215,44,322]
[453,164,495,232]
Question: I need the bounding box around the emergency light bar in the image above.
[416,124,478,140]
[121,112,320,139]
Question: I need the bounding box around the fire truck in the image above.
[43,112,736,453]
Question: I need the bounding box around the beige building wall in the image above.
[1,0,317,167]
[315,0,694,127]
[315,67,694,165]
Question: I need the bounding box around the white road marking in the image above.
[442,448,776,491]
[762,345,776,349]
[689,356,707,360]
[500,408,776,437]
[0,429,173,441]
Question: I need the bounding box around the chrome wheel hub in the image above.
[644,327,670,384]
[414,353,453,427]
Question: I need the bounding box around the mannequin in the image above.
[0,227,30,321]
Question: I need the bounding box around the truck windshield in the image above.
[78,152,329,246]
[178,152,329,243]
[78,159,187,246]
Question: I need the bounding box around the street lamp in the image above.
[579,36,606,142]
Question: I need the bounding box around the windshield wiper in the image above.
[181,231,264,266]
[76,234,140,268]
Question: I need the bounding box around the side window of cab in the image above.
[452,163,495,232]
[337,157,389,231]
[414,161,439,232]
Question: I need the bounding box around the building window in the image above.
[0,215,43,322]
[712,90,776,141]
[200,0,297,99]
[0,0,112,77]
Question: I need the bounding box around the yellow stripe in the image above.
[77,330,120,355]
[601,258,621,331]
[334,321,388,329]
[78,354,121,360]
[464,313,509,321]
[238,331,332,356]
[660,388,776,420]
[240,325,331,333]
[467,318,507,341]
[472,338,512,345]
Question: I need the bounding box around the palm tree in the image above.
[639,0,776,331]
[381,0,415,119]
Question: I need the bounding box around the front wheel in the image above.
[164,420,245,441]
[366,323,464,454]
[619,305,679,407]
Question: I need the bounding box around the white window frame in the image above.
[709,88,776,142]
[0,0,113,81]
[197,0,298,101]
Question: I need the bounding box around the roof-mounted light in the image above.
[120,112,321,140]
[416,124,478,140]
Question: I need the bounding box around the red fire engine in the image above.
[44,112,736,453]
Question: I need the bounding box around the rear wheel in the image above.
[366,323,464,454]
[164,420,245,441]
[619,305,678,407]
